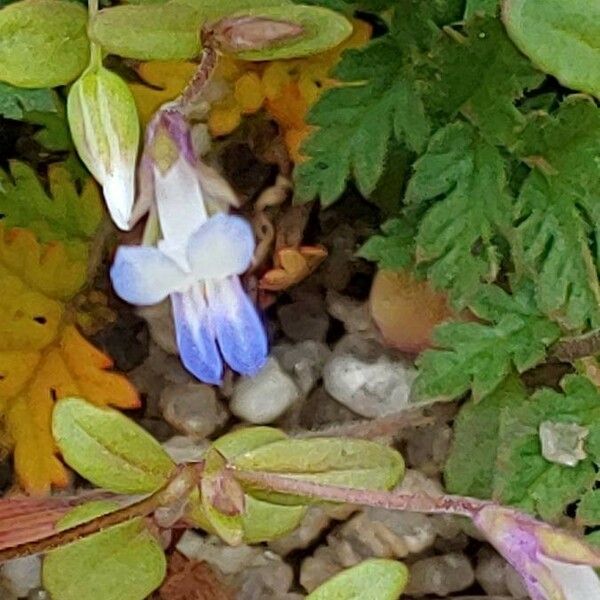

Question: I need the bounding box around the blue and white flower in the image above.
[110,108,267,384]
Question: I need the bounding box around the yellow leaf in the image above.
[3,327,140,495]
[0,226,139,494]
[129,60,198,125]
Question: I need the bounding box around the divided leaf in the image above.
[445,374,600,524]
[0,83,55,120]
[294,35,429,205]
[415,284,561,401]
[513,100,600,331]
[306,559,409,600]
[0,0,89,88]
[357,217,416,272]
[0,161,103,255]
[52,397,174,494]
[423,16,543,146]
[406,122,511,307]
[495,375,600,521]
[444,374,528,498]
[43,518,166,600]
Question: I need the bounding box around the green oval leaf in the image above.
[213,426,288,459]
[56,500,123,531]
[503,0,600,98]
[43,518,166,600]
[89,4,202,60]
[241,495,306,543]
[306,559,409,600]
[234,437,404,504]
[53,397,175,494]
[0,0,89,88]
[220,5,353,60]
[173,0,292,19]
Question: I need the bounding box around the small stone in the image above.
[300,546,344,593]
[269,506,337,556]
[27,590,50,600]
[230,357,301,424]
[233,553,293,599]
[405,553,475,597]
[404,422,453,475]
[273,341,331,394]
[296,387,357,430]
[162,435,209,464]
[137,300,178,354]
[160,383,228,439]
[539,420,588,467]
[278,295,329,342]
[176,533,261,575]
[326,291,372,333]
[0,556,42,598]
[475,548,510,596]
[323,336,417,418]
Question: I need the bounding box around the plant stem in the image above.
[230,468,489,518]
[179,46,218,109]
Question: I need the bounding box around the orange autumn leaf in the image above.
[0,226,138,494]
[4,326,139,495]
[260,245,327,291]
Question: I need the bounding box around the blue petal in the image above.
[172,286,223,384]
[187,213,255,280]
[207,276,268,376]
[110,245,187,305]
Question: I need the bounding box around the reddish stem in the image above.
[229,467,489,518]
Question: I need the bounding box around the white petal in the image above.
[154,157,208,245]
[110,245,188,305]
[188,213,255,279]
[541,556,600,600]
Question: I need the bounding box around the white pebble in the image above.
[230,357,301,424]
[1,556,41,598]
[160,382,228,439]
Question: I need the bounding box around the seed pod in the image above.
[68,66,140,231]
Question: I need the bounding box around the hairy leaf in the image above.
[494,375,600,521]
[423,16,543,146]
[415,284,561,401]
[306,559,409,600]
[294,35,429,205]
[513,100,600,331]
[406,122,511,307]
[53,397,174,494]
[444,375,528,498]
[578,490,600,526]
[357,217,416,271]
[43,518,166,600]
[0,0,89,88]
[0,161,103,255]
[0,83,55,120]
[503,0,600,98]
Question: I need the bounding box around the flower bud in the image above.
[68,65,140,230]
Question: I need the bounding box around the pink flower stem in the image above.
[228,467,489,518]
